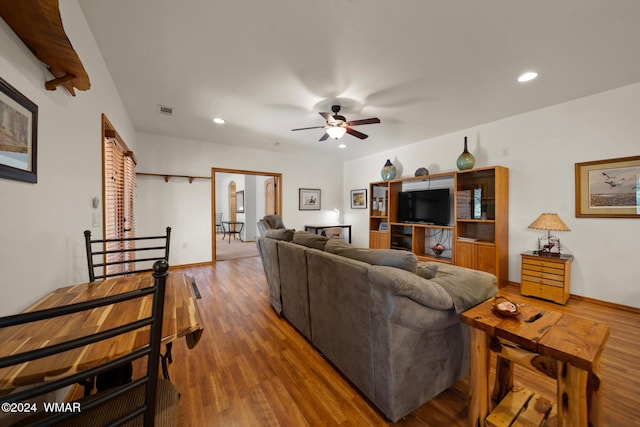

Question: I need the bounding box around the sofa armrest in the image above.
[368,265,454,310]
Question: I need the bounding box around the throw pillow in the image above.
[292,231,329,250]
[416,263,439,279]
[265,228,294,241]
[324,238,418,273]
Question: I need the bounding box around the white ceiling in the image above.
[77,0,640,160]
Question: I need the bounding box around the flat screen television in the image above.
[397,188,450,225]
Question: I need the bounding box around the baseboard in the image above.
[508,281,640,315]
[169,261,213,270]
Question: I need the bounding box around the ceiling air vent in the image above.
[158,104,174,116]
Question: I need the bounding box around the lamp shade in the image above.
[528,213,570,232]
[326,126,346,139]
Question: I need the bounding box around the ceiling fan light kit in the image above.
[326,126,347,139]
[291,105,380,143]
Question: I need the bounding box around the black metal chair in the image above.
[84,227,171,282]
[0,260,179,427]
[83,227,175,389]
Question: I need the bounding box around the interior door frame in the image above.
[211,167,282,262]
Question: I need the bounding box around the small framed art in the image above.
[299,188,321,210]
[350,189,367,209]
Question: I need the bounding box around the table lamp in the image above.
[528,213,570,255]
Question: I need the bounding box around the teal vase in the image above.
[381,159,396,180]
[456,137,475,170]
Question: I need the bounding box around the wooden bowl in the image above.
[491,296,520,318]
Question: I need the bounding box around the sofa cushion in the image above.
[430,263,498,313]
[325,238,417,273]
[265,228,295,241]
[263,214,285,229]
[292,231,329,250]
[416,262,439,279]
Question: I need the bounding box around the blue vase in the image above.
[381,159,396,180]
[456,137,475,170]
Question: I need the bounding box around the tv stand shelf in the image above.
[369,166,509,287]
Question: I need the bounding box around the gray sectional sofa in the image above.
[255,230,497,422]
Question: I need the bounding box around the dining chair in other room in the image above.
[321,227,344,239]
[215,212,223,233]
[0,260,179,427]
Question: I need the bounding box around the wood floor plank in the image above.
[168,258,640,426]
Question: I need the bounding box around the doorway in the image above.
[211,168,282,262]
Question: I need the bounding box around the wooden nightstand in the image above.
[520,251,573,305]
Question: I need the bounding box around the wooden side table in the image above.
[520,251,573,305]
[461,297,609,427]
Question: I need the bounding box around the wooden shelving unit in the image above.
[369,166,509,286]
[454,166,509,287]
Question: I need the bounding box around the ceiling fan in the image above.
[291,105,380,141]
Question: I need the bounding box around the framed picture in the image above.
[575,155,640,218]
[236,190,245,213]
[0,77,38,183]
[299,188,321,210]
[350,189,367,209]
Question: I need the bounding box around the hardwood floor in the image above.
[170,258,640,426]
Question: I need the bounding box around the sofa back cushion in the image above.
[263,214,285,229]
[306,250,375,401]
[325,238,417,273]
[265,228,295,241]
[292,231,329,250]
[277,241,312,340]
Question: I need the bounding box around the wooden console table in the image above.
[461,297,609,426]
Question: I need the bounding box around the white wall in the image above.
[0,0,136,315]
[134,132,343,266]
[345,83,640,308]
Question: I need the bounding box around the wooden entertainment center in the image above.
[369,166,509,287]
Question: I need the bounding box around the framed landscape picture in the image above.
[575,155,640,218]
[350,189,367,209]
[0,77,38,183]
[299,188,321,210]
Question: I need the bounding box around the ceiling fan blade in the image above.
[291,125,327,131]
[346,127,368,140]
[318,132,330,142]
[347,117,380,126]
[319,112,337,124]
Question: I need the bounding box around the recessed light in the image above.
[212,117,225,124]
[338,144,346,149]
[517,72,538,83]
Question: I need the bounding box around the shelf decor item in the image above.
[431,243,445,257]
[456,136,475,170]
[415,167,429,176]
[381,159,396,180]
[528,213,570,255]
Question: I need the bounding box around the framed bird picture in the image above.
[575,155,640,218]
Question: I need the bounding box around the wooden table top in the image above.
[461,296,609,372]
[0,273,203,395]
